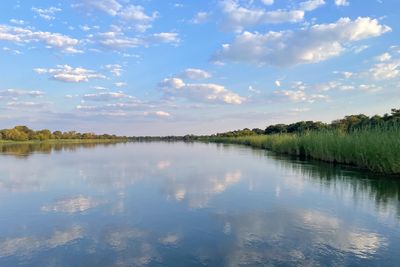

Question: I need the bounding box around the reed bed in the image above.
[208,126,400,175]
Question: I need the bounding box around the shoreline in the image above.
[204,131,400,176]
[0,139,129,145]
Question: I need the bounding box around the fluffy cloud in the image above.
[32,7,62,20]
[83,92,133,102]
[0,89,44,98]
[335,0,349,6]
[274,89,328,103]
[34,65,106,83]
[104,64,123,76]
[144,111,171,118]
[150,32,180,43]
[0,24,81,53]
[9,19,25,25]
[363,50,400,80]
[82,1,157,32]
[192,12,210,24]
[180,68,212,80]
[6,101,48,109]
[83,0,122,16]
[97,31,142,49]
[220,0,304,32]
[97,31,179,50]
[376,52,392,62]
[213,17,391,67]
[299,0,326,11]
[369,61,400,80]
[160,77,245,104]
[119,5,157,22]
[260,0,274,5]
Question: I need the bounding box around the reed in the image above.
[208,126,400,175]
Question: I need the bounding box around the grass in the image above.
[208,127,400,175]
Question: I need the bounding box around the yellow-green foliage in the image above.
[209,127,400,175]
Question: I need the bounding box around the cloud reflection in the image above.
[41,196,103,213]
[215,209,387,266]
[164,170,242,208]
[0,226,83,258]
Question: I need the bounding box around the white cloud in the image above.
[275,80,281,87]
[34,65,106,83]
[2,46,22,55]
[9,19,25,25]
[274,89,328,103]
[192,12,210,24]
[104,64,123,76]
[79,25,91,32]
[248,85,260,94]
[219,0,304,32]
[32,7,62,20]
[96,31,180,50]
[83,0,122,16]
[260,0,274,5]
[6,101,48,109]
[335,0,349,6]
[342,71,353,78]
[114,82,127,87]
[97,31,143,49]
[214,17,391,67]
[0,89,44,98]
[376,52,391,62]
[150,32,180,44]
[369,61,400,80]
[365,50,400,80]
[118,5,157,22]
[92,86,108,91]
[144,111,171,118]
[180,68,212,80]
[82,1,157,32]
[358,84,383,92]
[299,0,326,11]
[83,92,132,101]
[160,77,245,104]
[0,24,81,53]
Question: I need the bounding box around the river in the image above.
[0,142,399,266]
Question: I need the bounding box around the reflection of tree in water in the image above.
[0,142,119,157]
[247,146,400,219]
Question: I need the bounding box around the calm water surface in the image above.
[0,142,399,266]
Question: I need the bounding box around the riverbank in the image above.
[0,139,128,145]
[206,127,400,175]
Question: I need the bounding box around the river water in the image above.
[0,142,399,266]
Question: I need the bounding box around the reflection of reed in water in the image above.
[271,149,400,220]
[0,142,121,157]
[219,143,400,220]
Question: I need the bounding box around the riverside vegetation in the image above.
[206,108,400,175]
[1,108,399,175]
[132,108,400,175]
[0,126,128,142]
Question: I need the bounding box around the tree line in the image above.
[2,108,399,142]
[213,108,400,138]
[0,126,127,141]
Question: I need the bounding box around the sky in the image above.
[0,0,399,135]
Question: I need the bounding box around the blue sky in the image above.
[0,0,399,135]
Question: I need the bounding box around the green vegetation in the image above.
[2,108,399,175]
[205,108,400,175]
[208,127,400,174]
[0,126,128,142]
